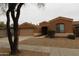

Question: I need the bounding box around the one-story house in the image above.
[39,16,79,37]
[19,22,38,36]
[18,16,79,37]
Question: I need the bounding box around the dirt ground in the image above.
[20,37,79,49]
[0,37,79,56]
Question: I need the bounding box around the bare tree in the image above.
[0,3,45,55]
[6,3,24,55]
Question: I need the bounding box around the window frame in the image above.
[56,23,65,33]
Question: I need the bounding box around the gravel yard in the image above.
[20,37,79,49]
[1,36,79,56]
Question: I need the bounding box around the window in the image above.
[56,24,65,33]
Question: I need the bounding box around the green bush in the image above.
[46,30,55,38]
[67,35,75,39]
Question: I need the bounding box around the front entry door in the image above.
[41,26,48,35]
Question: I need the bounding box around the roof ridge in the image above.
[49,16,73,22]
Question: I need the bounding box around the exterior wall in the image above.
[38,22,49,32]
[39,22,49,27]
[19,22,38,36]
[55,33,74,37]
[49,19,73,33]
[19,29,34,36]
[38,17,74,37]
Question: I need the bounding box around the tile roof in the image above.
[49,16,73,22]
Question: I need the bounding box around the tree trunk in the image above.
[12,20,19,54]
[6,3,24,55]
[6,11,14,54]
[10,9,20,55]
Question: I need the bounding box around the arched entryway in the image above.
[41,26,48,35]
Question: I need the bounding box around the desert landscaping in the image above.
[0,3,79,56]
[0,36,79,56]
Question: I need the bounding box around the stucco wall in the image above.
[39,18,73,33]
[49,19,73,33]
[19,29,34,36]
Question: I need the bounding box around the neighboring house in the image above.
[39,16,79,37]
[19,22,37,36]
[73,21,79,37]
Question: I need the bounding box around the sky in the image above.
[0,3,79,25]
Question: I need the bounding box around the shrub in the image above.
[67,35,75,39]
[46,30,55,38]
